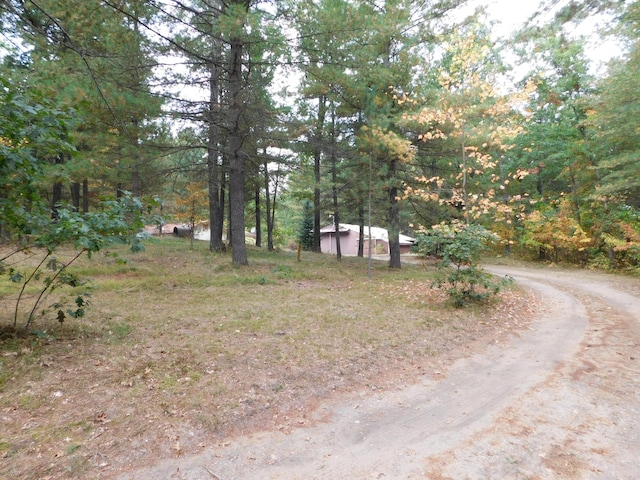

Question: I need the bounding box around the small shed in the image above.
[320,223,415,255]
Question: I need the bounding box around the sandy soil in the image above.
[117,266,640,480]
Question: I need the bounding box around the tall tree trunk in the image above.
[358,203,365,257]
[51,154,65,219]
[313,95,327,252]
[569,166,582,225]
[228,34,248,265]
[0,188,7,242]
[269,177,278,252]
[217,157,227,247]
[387,158,401,269]
[82,179,89,213]
[227,186,232,247]
[333,211,341,261]
[71,182,81,212]
[380,27,401,268]
[51,181,62,219]
[330,107,341,261]
[208,145,224,251]
[254,181,261,247]
[264,160,275,251]
[207,23,224,252]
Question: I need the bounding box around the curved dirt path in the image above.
[119,266,640,479]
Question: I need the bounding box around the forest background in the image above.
[1,0,640,271]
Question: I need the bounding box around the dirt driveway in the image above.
[118,266,640,480]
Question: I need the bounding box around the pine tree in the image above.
[297,200,315,250]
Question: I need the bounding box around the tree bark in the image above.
[254,181,261,247]
[51,154,65,219]
[264,160,275,251]
[569,166,582,226]
[228,34,248,265]
[330,107,341,261]
[71,182,81,212]
[333,211,341,261]
[387,159,401,269]
[82,179,89,213]
[313,95,327,252]
[358,203,365,257]
[219,156,227,246]
[207,19,225,252]
[269,177,277,252]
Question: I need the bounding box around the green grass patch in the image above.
[104,321,132,342]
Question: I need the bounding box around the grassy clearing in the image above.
[0,238,536,480]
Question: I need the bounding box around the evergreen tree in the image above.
[2,0,164,208]
[297,200,315,250]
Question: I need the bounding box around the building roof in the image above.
[320,223,416,245]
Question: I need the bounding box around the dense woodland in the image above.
[1,0,639,270]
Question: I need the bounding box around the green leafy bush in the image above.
[414,222,511,307]
[1,196,155,330]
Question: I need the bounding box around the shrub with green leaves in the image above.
[414,222,511,307]
[0,82,156,331]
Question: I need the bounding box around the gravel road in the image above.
[119,266,640,480]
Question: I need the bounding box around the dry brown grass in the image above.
[0,238,537,479]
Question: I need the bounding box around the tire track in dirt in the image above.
[439,266,640,480]
[117,266,634,480]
